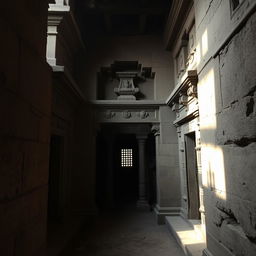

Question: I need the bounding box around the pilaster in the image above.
[47,2,70,66]
[136,135,149,208]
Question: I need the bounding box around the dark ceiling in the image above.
[75,0,172,40]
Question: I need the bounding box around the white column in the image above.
[47,3,70,66]
[136,135,148,208]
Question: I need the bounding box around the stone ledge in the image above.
[154,205,180,225]
[166,216,206,256]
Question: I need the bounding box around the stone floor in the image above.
[62,205,185,256]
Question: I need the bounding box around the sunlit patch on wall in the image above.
[198,69,216,130]
[202,29,208,57]
[202,145,226,200]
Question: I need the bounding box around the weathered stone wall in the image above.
[79,35,173,101]
[0,1,52,255]
[195,0,256,255]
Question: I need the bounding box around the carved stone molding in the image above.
[151,124,160,136]
[98,61,155,101]
[138,110,149,119]
[105,110,115,119]
[166,70,198,107]
[123,110,132,119]
[114,71,140,100]
[187,84,197,98]
[179,94,188,106]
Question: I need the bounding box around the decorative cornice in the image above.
[166,70,198,106]
[173,109,199,127]
[48,3,70,18]
[91,100,165,107]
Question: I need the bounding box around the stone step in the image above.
[166,216,206,256]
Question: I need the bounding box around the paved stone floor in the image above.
[64,205,185,256]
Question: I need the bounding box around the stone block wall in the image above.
[154,106,180,223]
[0,1,52,255]
[195,0,256,255]
[71,105,98,215]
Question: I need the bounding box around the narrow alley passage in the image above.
[62,205,185,256]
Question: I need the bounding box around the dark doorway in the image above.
[185,132,200,219]
[114,134,138,205]
[95,133,109,208]
[48,135,64,223]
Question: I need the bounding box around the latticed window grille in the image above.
[121,149,133,167]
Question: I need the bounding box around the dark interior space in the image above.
[114,134,139,205]
[48,135,64,224]
[75,0,172,45]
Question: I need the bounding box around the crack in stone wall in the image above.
[246,98,254,116]
[215,202,239,227]
[224,137,256,147]
[215,202,256,250]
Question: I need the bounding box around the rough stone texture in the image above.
[0,1,51,255]
[195,1,256,255]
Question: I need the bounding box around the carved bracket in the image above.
[151,124,160,136]
[166,70,198,107]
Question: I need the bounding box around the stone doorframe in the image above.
[166,70,205,225]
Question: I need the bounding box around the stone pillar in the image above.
[47,3,70,66]
[136,135,149,208]
[152,122,180,224]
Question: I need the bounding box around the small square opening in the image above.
[121,149,133,167]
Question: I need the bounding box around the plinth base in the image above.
[117,95,136,100]
[136,200,150,209]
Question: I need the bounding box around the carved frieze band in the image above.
[97,108,158,123]
[123,110,132,119]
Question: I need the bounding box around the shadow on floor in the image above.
[61,204,185,256]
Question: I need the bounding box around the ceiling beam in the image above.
[81,2,168,15]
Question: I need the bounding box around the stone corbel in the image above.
[166,70,198,108]
[187,84,197,98]
[179,93,188,106]
[151,124,160,136]
[171,102,180,112]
